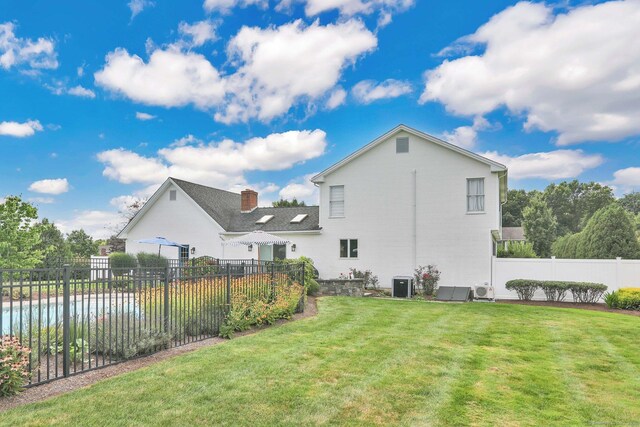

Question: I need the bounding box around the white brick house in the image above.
[119,124,508,288]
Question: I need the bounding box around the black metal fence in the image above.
[0,261,305,387]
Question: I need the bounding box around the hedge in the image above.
[505,279,607,303]
[605,288,640,310]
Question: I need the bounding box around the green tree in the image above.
[0,196,42,269]
[66,229,99,258]
[34,218,72,266]
[551,233,582,258]
[619,192,640,215]
[543,180,614,236]
[576,204,640,259]
[502,189,536,227]
[522,194,558,257]
[272,198,307,207]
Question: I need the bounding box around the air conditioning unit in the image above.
[392,276,414,298]
[474,282,495,300]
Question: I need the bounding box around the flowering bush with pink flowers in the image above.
[414,265,441,296]
[1,335,31,397]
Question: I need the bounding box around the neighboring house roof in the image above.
[501,227,525,241]
[119,177,320,238]
[311,124,507,184]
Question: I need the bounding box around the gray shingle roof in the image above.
[171,178,320,232]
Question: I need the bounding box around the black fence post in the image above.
[226,263,231,310]
[164,265,170,334]
[62,264,71,378]
[270,262,276,299]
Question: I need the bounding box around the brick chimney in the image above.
[241,189,258,212]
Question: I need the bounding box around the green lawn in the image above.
[2,297,640,426]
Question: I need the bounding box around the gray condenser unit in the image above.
[392,276,414,298]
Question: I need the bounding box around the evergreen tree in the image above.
[577,204,640,259]
[67,229,99,258]
[522,194,558,257]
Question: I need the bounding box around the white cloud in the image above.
[178,20,217,47]
[421,1,640,145]
[77,65,84,77]
[28,197,55,204]
[481,149,604,180]
[326,87,347,110]
[68,85,96,98]
[135,111,156,121]
[611,167,640,192]
[277,0,413,26]
[203,0,266,13]
[442,116,490,149]
[0,22,57,71]
[0,120,43,137]
[55,210,121,239]
[351,79,411,104]
[28,178,70,195]
[97,130,327,191]
[217,19,377,123]
[95,48,226,109]
[279,173,319,204]
[128,0,154,20]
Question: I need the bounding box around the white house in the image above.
[119,124,508,288]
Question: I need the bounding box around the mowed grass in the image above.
[2,297,640,426]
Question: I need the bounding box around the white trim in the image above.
[311,124,507,183]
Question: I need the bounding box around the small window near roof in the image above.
[290,214,308,223]
[396,137,409,153]
[169,190,177,201]
[256,215,274,224]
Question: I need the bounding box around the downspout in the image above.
[412,169,417,272]
[492,171,509,287]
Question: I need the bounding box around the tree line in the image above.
[0,196,105,270]
[502,181,640,259]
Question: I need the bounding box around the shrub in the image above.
[505,280,538,301]
[88,314,173,359]
[278,256,318,295]
[414,265,441,296]
[604,291,619,308]
[349,268,379,290]
[498,241,538,258]
[0,336,31,397]
[539,281,570,302]
[552,233,582,259]
[136,252,168,268]
[568,282,608,303]
[617,288,640,310]
[109,252,138,270]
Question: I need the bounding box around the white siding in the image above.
[123,183,226,259]
[313,130,501,288]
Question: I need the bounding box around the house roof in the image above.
[171,178,242,231]
[120,177,320,236]
[311,124,507,183]
[227,205,320,232]
[501,227,525,241]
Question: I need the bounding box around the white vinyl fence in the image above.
[492,256,640,301]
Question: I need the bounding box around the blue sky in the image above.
[1,0,639,238]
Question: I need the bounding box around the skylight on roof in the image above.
[290,214,308,224]
[256,215,274,224]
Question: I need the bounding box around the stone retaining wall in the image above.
[317,279,364,297]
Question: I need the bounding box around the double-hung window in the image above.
[467,178,485,212]
[329,185,345,217]
[340,239,358,258]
